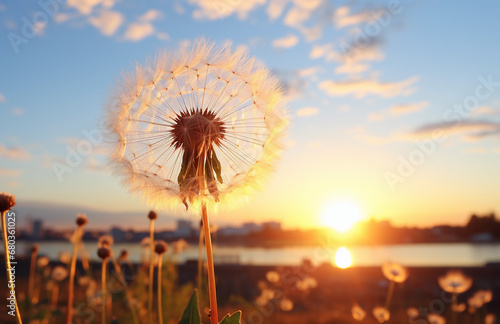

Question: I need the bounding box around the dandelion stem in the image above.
[148,219,155,324]
[157,254,164,324]
[202,203,218,324]
[67,226,82,324]
[29,248,38,303]
[1,210,23,323]
[452,293,457,324]
[101,258,108,324]
[197,221,204,295]
[111,257,139,324]
[384,280,395,309]
[51,282,59,311]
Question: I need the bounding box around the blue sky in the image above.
[1,0,500,230]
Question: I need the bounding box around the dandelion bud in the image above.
[76,213,88,226]
[97,247,111,260]
[31,244,40,254]
[0,192,16,212]
[119,250,128,261]
[148,210,158,220]
[154,241,168,254]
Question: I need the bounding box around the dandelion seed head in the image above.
[261,289,275,300]
[106,38,287,211]
[172,238,189,254]
[352,304,366,321]
[0,191,16,212]
[141,237,150,247]
[407,307,419,319]
[154,240,168,254]
[372,307,390,323]
[76,213,88,226]
[438,270,473,294]
[485,314,496,324]
[37,256,50,268]
[280,298,293,312]
[382,262,409,283]
[266,270,280,283]
[452,303,466,312]
[473,290,493,304]
[59,251,71,264]
[98,235,114,248]
[428,314,446,324]
[52,266,68,281]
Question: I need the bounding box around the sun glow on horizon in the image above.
[321,199,365,232]
[335,247,352,268]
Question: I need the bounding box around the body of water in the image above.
[16,241,500,267]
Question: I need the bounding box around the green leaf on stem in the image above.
[219,311,242,324]
[179,290,201,324]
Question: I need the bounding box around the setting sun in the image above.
[321,199,365,232]
[335,247,352,269]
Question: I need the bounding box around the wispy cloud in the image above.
[266,0,288,20]
[370,101,430,121]
[334,6,384,29]
[319,76,418,98]
[391,102,429,114]
[296,107,319,117]
[88,9,124,36]
[124,22,155,41]
[272,34,299,48]
[67,0,117,15]
[0,93,5,102]
[189,0,266,20]
[0,168,22,178]
[407,120,500,142]
[11,108,24,116]
[0,144,31,161]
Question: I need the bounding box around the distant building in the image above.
[242,222,261,233]
[32,219,43,239]
[176,220,193,237]
[262,221,281,231]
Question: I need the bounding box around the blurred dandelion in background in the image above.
[438,270,473,294]
[50,266,68,310]
[439,270,473,324]
[407,307,419,320]
[485,314,497,324]
[352,304,366,321]
[381,262,408,308]
[372,306,390,323]
[452,303,466,312]
[428,313,446,324]
[280,298,294,312]
[266,270,280,283]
